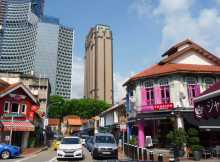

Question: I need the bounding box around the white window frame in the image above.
[3,102,10,113]
[21,104,27,114]
[11,103,20,114]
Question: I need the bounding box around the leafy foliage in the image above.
[167,128,188,149]
[48,96,110,119]
[187,128,202,151]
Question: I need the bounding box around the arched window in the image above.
[159,79,170,104]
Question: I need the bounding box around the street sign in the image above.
[120,124,127,131]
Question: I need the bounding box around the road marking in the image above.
[14,154,38,162]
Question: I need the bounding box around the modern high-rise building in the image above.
[84,24,113,104]
[0,0,73,99]
[34,17,73,98]
[0,0,39,73]
[31,0,44,18]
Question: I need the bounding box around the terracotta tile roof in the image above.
[159,40,220,65]
[124,39,220,85]
[67,118,82,126]
[0,82,21,94]
[125,64,220,85]
[48,118,60,126]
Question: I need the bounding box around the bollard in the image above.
[138,147,142,160]
[143,148,147,160]
[149,150,154,161]
[132,145,136,160]
[135,146,138,160]
[143,148,148,160]
[158,153,163,162]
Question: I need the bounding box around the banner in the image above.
[194,95,220,119]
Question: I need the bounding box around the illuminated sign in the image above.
[153,103,174,111]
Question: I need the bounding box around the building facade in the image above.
[0,0,39,73]
[84,24,113,104]
[34,18,73,98]
[0,79,39,148]
[124,40,220,148]
[0,72,50,117]
[0,0,73,99]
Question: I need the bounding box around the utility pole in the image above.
[9,115,14,145]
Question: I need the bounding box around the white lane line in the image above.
[14,154,38,162]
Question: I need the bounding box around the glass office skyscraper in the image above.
[0,0,38,73]
[0,0,74,98]
[35,17,73,98]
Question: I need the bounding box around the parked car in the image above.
[57,136,83,160]
[85,136,93,152]
[0,144,21,159]
[91,133,118,159]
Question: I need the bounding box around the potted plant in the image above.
[167,128,188,158]
[187,128,202,161]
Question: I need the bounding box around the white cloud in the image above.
[129,0,154,18]
[71,56,84,98]
[114,73,129,103]
[131,0,220,56]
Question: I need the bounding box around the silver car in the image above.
[91,133,118,159]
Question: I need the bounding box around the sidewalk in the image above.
[118,147,131,160]
[21,146,48,156]
[180,159,220,162]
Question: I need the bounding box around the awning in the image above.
[183,112,220,130]
[0,120,35,132]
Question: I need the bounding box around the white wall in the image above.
[172,51,215,65]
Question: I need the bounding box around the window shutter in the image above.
[195,84,201,97]
[141,86,146,106]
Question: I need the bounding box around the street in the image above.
[5,148,120,162]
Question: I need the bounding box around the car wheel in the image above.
[1,150,11,159]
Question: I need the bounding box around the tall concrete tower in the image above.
[84,24,113,104]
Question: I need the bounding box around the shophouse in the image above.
[124,39,220,148]
[0,79,39,148]
[100,100,127,142]
[194,81,220,147]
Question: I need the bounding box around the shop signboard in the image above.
[153,103,174,111]
[141,103,174,112]
[194,95,220,119]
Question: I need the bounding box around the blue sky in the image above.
[45,0,220,100]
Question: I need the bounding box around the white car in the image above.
[57,136,83,160]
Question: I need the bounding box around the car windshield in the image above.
[95,136,115,144]
[61,138,80,144]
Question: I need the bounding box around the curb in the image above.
[22,146,48,156]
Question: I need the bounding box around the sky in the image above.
[45,0,220,102]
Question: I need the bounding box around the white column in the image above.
[176,115,184,128]
[21,132,30,148]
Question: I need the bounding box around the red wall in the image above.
[0,88,38,121]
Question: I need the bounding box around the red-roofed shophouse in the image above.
[0,79,40,148]
[124,39,220,148]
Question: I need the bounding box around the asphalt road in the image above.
[4,147,119,162]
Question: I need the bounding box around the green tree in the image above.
[47,97,110,119]
[47,95,66,118]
